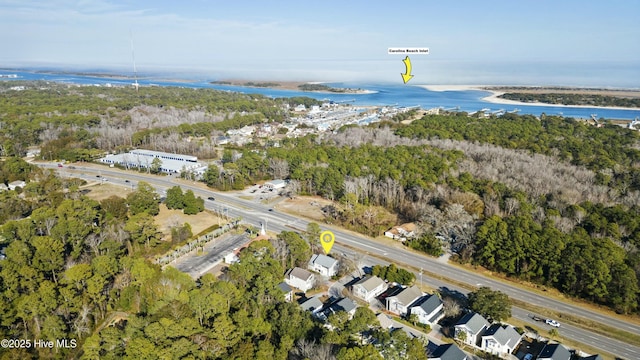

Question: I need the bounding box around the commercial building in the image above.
[99,149,208,175]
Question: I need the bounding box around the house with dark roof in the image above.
[429,343,468,360]
[537,343,571,360]
[386,285,423,316]
[308,254,339,278]
[480,324,522,356]
[352,275,388,302]
[580,355,604,360]
[317,297,358,321]
[277,282,293,302]
[285,267,316,292]
[299,296,324,315]
[454,312,490,348]
[408,294,445,326]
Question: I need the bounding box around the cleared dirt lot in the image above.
[81,182,222,239]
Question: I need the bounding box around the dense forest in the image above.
[1,82,639,317]
[498,92,640,108]
[0,160,425,359]
[203,115,640,314]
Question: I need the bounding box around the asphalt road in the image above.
[172,233,250,278]
[45,163,640,359]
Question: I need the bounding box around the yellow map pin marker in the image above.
[320,230,335,254]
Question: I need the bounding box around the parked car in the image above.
[545,319,561,328]
[524,354,533,360]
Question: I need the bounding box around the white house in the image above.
[308,254,339,278]
[454,312,490,348]
[223,252,239,264]
[8,180,26,190]
[352,276,388,302]
[285,267,315,292]
[384,223,416,241]
[386,285,423,316]
[277,282,293,302]
[480,324,523,356]
[408,294,444,326]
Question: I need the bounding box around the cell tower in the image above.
[130,30,139,93]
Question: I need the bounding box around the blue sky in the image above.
[1,0,639,86]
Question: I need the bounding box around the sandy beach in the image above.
[418,84,640,111]
[481,90,640,111]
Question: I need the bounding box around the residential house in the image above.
[277,282,293,302]
[386,285,423,316]
[480,324,523,356]
[308,254,339,278]
[299,296,324,315]
[408,294,445,326]
[0,184,8,192]
[8,180,26,190]
[223,252,239,264]
[317,297,358,321]
[352,275,388,302]
[285,267,316,292]
[376,313,394,329]
[580,355,604,360]
[454,312,490,347]
[429,343,468,360]
[384,223,416,241]
[537,343,571,360]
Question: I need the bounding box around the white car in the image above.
[545,319,561,328]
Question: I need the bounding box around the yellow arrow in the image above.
[401,56,414,84]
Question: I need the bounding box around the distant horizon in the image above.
[1,1,638,89]
[2,62,639,90]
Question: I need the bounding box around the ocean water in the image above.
[2,70,639,120]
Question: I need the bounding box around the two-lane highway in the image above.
[44,163,640,359]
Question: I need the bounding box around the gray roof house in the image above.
[430,343,468,360]
[538,343,571,360]
[580,355,604,360]
[480,324,523,356]
[308,254,339,278]
[317,297,358,321]
[408,294,445,325]
[285,267,316,292]
[299,296,324,314]
[277,282,293,302]
[352,275,388,302]
[454,312,490,348]
[386,285,423,316]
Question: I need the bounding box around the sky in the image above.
[1,0,639,87]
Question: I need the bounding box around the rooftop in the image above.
[286,267,314,281]
[455,312,490,334]
[353,275,385,292]
[389,285,422,306]
[411,294,443,314]
[309,253,338,269]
